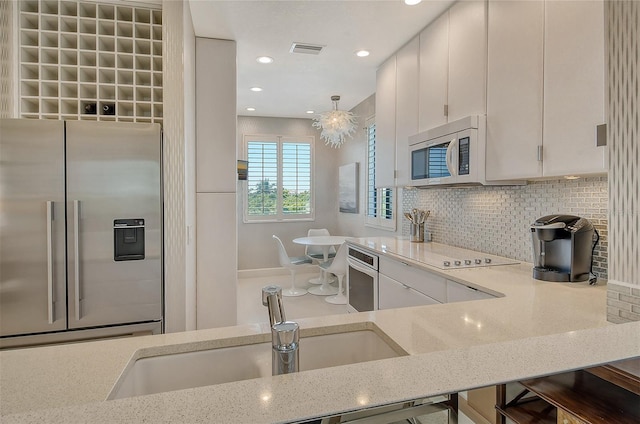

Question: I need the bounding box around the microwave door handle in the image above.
[446,138,458,176]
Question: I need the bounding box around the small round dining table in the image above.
[292,236,347,296]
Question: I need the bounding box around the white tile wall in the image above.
[0,0,13,118]
[606,0,639,323]
[403,177,608,279]
[162,0,187,332]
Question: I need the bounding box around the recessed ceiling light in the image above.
[306,110,315,114]
[355,50,370,57]
[404,0,422,5]
[250,87,263,92]
[564,175,581,180]
[246,107,256,111]
[256,56,274,64]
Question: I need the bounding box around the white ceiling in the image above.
[188,0,455,119]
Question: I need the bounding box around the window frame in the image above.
[364,116,396,231]
[242,134,315,223]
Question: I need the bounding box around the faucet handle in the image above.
[272,321,299,350]
[262,285,286,326]
[262,285,282,306]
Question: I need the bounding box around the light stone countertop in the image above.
[1,237,639,423]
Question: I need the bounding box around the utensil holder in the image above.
[410,223,424,243]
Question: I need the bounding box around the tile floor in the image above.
[237,270,348,325]
[236,270,450,424]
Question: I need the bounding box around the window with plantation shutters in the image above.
[244,135,314,222]
[364,117,395,230]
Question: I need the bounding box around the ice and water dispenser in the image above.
[114,219,145,261]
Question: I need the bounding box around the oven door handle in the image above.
[347,257,378,277]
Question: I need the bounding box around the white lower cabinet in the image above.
[196,193,237,329]
[446,280,495,303]
[378,256,447,309]
[377,255,495,309]
[379,256,447,303]
[378,274,440,310]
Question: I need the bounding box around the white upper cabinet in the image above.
[543,0,606,177]
[419,11,449,132]
[487,0,606,180]
[375,54,397,188]
[418,0,487,132]
[486,0,544,180]
[196,38,237,193]
[447,0,487,122]
[395,37,420,187]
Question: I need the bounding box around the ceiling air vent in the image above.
[290,42,325,55]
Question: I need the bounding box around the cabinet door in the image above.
[419,11,449,132]
[375,55,397,188]
[379,274,439,310]
[379,256,447,302]
[196,193,237,329]
[448,0,487,122]
[543,0,606,177]
[486,0,544,180]
[395,37,420,187]
[196,38,238,193]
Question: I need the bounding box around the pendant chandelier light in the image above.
[312,95,357,148]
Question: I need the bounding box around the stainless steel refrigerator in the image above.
[0,119,163,348]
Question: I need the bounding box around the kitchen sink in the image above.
[108,327,405,399]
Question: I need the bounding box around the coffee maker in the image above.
[530,214,596,282]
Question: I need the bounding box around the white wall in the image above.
[606,0,639,323]
[237,116,339,270]
[0,0,15,118]
[162,0,191,333]
[335,94,403,238]
[182,3,197,331]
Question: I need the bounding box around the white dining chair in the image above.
[272,235,313,297]
[322,242,348,305]
[306,228,336,285]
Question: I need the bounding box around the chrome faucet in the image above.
[262,285,299,375]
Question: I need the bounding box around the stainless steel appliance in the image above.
[408,115,485,186]
[0,119,163,348]
[530,214,598,283]
[347,246,378,313]
[408,115,523,187]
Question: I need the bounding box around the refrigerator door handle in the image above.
[73,200,81,321]
[46,201,54,324]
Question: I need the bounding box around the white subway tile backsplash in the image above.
[402,177,608,280]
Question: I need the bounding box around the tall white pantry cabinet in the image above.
[195,38,237,330]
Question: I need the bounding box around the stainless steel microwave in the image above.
[408,115,487,186]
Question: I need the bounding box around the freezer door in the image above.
[0,119,67,337]
[66,121,162,329]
